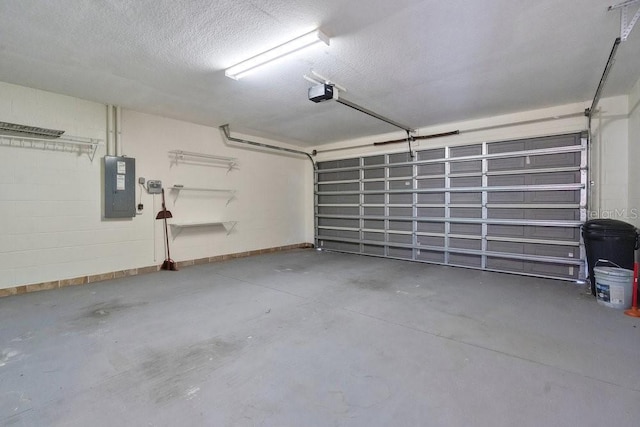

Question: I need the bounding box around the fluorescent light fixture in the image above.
[225,29,329,80]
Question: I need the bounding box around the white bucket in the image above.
[594,266,634,309]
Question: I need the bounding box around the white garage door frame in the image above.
[314,133,588,282]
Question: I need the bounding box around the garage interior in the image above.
[1,1,639,425]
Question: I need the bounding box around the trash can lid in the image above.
[582,219,637,232]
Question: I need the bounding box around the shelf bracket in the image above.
[609,0,640,40]
[0,134,102,161]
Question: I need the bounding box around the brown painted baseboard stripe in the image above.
[0,243,314,298]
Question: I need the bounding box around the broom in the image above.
[624,262,639,317]
[156,188,178,271]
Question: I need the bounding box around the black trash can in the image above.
[582,219,639,295]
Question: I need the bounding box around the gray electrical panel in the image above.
[104,156,136,218]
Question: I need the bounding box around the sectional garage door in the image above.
[315,133,588,281]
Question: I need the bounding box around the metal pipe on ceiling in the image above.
[115,105,123,156]
[106,105,114,156]
[219,124,316,170]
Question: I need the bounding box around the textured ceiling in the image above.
[0,0,638,147]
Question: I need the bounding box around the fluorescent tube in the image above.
[225,29,329,80]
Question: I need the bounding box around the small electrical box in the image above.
[147,180,162,194]
[104,156,136,218]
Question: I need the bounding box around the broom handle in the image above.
[162,189,171,261]
[633,262,639,308]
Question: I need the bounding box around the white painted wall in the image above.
[589,95,631,222]
[628,76,640,228]
[123,110,311,263]
[0,82,311,290]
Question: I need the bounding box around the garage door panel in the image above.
[488,241,524,254]
[418,235,445,246]
[417,163,445,176]
[318,170,360,182]
[316,133,585,281]
[364,220,384,229]
[389,194,413,204]
[527,243,579,259]
[364,168,385,179]
[363,232,384,242]
[451,192,482,203]
[388,233,412,244]
[364,207,384,216]
[527,208,580,221]
[318,218,359,228]
[363,245,385,256]
[528,262,577,279]
[389,247,412,259]
[450,223,482,235]
[531,153,579,168]
[451,145,482,157]
[451,176,482,187]
[389,152,413,163]
[488,208,525,219]
[488,175,525,186]
[389,220,412,231]
[389,180,413,190]
[318,182,359,192]
[364,194,384,204]
[450,207,482,218]
[488,191,525,203]
[318,206,360,216]
[365,181,385,191]
[488,156,525,171]
[450,160,482,173]
[417,250,445,263]
[364,155,385,166]
[417,148,445,161]
[449,253,482,267]
[417,193,445,203]
[487,140,525,154]
[318,194,359,204]
[417,222,445,233]
[389,207,413,216]
[526,190,579,203]
[388,166,412,178]
[418,178,445,188]
[417,207,445,217]
[488,224,524,237]
[526,226,579,240]
[526,135,581,150]
[488,208,579,221]
[487,257,525,272]
[528,171,580,185]
[450,238,481,250]
[318,229,359,240]
[321,241,360,252]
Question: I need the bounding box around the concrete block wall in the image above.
[123,110,312,265]
[0,81,312,290]
[589,96,630,221]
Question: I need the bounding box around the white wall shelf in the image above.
[169,221,237,237]
[170,185,236,205]
[168,150,237,171]
[0,134,102,161]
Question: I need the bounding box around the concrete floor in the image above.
[1,249,639,427]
